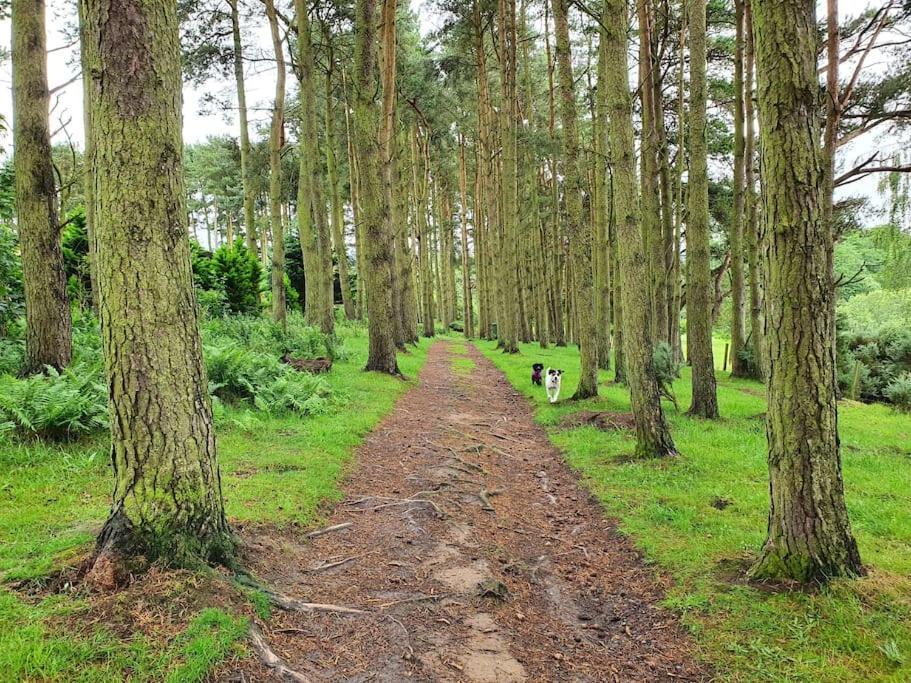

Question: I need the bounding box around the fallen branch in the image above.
[248,623,312,683]
[305,522,352,539]
[376,593,448,609]
[304,555,361,573]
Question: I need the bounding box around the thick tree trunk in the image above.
[81,0,231,569]
[13,0,73,375]
[603,0,676,456]
[265,0,286,327]
[228,0,258,258]
[748,0,862,583]
[554,0,597,398]
[354,0,400,374]
[685,0,719,418]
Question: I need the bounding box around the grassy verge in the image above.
[0,328,430,681]
[478,339,911,682]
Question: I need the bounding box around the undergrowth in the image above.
[0,327,429,681]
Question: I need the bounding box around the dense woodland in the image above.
[1,0,911,678]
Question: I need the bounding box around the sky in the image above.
[0,0,900,225]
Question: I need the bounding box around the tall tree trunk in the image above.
[744,0,763,378]
[637,0,665,343]
[413,128,435,337]
[228,0,258,258]
[594,27,611,368]
[729,0,748,376]
[81,0,231,569]
[497,0,520,353]
[264,0,286,327]
[554,0,597,398]
[13,0,73,375]
[295,0,332,334]
[459,136,474,338]
[342,69,367,320]
[380,0,407,348]
[685,0,719,418]
[396,128,419,343]
[671,0,687,366]
[324,50,355,320]
[748,0,862,583]
[603,0,676,456]
[354,0,400,373]
[543,1,566,347]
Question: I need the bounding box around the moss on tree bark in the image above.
[749,0,862,583]
[603,0,676,457]
[81,0,232,568]
[13,0,73,375]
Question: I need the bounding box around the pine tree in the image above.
[748,0,862,583]
[685,0,719,418]
[603,0,676,457]
[554,0,597,398]
[265,0,286,327]
[354,0,400,374]
[81,0,232,570]
[12,0,73,375]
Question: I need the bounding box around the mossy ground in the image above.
[479,337,911,682]
[0,328,430,681]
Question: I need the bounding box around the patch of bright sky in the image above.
[0,0,901,225]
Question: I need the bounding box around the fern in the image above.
[0,363,108,440]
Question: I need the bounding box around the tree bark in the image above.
[748,0,862,583]
[228,0,258,259]
[13,0,73,375]
[637,0,665,343]
[324,49,355,321]
[744,0,763,379]
[81,0,231,568]
[603,0,676,456]
[496,0,520,353]
[685,0,719,418]
[265,0,286,327]
[295,0,333,334]
[354,0,400,374]
[729,0,748,377]
[554,0,597,398]
[459,135,474,338]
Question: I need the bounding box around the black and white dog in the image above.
[531,363,544,386]
[545,368,564,403]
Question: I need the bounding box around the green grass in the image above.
[478,338,911,682]
[0,328,430,681]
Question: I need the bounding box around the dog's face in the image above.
[532,363,544,372]
[547,369,563,378]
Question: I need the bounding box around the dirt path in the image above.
[225,341,706,682]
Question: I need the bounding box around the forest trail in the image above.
[226,341,706,682]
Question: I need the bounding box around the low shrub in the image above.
[837,326,911,404]
[884,372,911,413]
